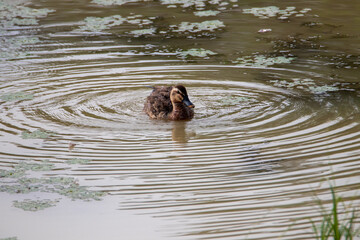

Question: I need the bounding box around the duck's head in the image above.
[170,85,195,108]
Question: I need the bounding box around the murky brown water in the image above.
[1,0,360,239]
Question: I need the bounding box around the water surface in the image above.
[1,0,360,239]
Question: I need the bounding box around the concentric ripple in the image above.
[2,50,360,239]
[1,1,360,239]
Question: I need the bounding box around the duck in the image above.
[144,85,195,120]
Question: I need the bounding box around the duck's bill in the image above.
[183,97,195,108]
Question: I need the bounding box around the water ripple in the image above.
[1,40,360,240]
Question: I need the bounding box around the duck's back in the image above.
[144,86,173,119]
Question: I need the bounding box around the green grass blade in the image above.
[330,186,340,240]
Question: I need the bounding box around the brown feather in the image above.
[143,85,194,120]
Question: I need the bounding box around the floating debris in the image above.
[194,10,220,17]
[13,199,59,211]
[21,129,51,139]
[69,142,77,151]
[178,48,217,58]
[0,91,34,102]
[243,6,311,20]
[258,28,272,33]
[234,55,295,68]
[301,21,324,28]
[270,35,323,50]
[328,54,360,69]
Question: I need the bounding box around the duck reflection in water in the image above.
[143,85,195,120]
[171,121,196,143]
[144,85,195,143]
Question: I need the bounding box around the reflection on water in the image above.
[1,0,360,239]
[172,121,192,143]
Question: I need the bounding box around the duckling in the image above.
[144,85,195,120]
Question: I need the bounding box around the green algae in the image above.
[0,2,54,20]
[160,0,207,9]
[1,175,106,201]
[76,15,225,37]
[171,20,225,33]
[126,15,153,26]
[0,169,26,179]
[194,10,220,17]
[37,176,77,185]
[309,85,339,94]
[243,6,311,20]
[21,130,51,139]
[130,28,156,37]
[92,0,148,5]
[0,184,43,194]
[0,51,29,60]
[160,0,238,9]
[0,159,106,211]
[67,158,91,165]
[0,91,34,102]
[55,184,105,201]
[270,78,339,94]
[4,18,38,27]
[14,161,54,172]
[78,15,126,32]
[77,16,225,36]
[270,78,316,89]
[234,55,294,68]
[0,1,54,30]
[13,199,59,211]
[0,36,41,60]
[76,14,153,33]
[12,176,105,201]
[222,96,252,105]
[1,36,41,47]
[178,48,217,58]
[75,9,225,39]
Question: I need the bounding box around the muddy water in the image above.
[1,0,360,239]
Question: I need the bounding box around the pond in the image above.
[0,0,360,239]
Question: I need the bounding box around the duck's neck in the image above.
[170,102,188,120]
